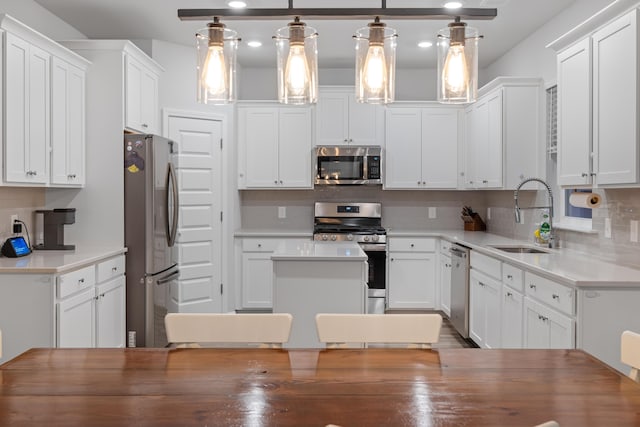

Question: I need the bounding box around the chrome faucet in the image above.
[514,177,555,248]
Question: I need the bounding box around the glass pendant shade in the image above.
[354,19,397,104]
[437,20,480,104]
[274,18,318,105]
[196,19,238,105]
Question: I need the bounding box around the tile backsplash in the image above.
[0,187,45,242]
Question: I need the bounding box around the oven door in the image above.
[316,155,365,185]
[361,244,386,314]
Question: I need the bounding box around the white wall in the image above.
[0,0,85,40]
[484,0,613,85]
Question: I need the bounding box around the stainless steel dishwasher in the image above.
[450,243,470,338]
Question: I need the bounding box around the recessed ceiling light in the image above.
[247,40,262,48]
[227,1,247,8]
[443,1,463,8]
[418,41,433,48]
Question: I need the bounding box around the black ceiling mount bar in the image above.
[177,8,497,21]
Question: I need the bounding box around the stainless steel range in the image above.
[313,202,387,313]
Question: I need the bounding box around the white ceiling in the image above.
[33,0,576,69]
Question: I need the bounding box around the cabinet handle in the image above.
[417,181,421,185]
[590,172,597,176]
[581,173,588,177]
[552,294,559,300]
[79,278,85,284]
[410,243,414,248]
[112,266,118,272]
[257,243,262,248]
[94,295,100,300]
[529,283,536,290]
[141,123,148,128]
[344,138,348,142]
[506,292,513,297]
[422,181,426,185]
[349,139,353,143]
[100,293,105,298]
[506,274,513,279]
[390,258,394,261]
[479,281,486,287]
[482,180,488,184]
[274,180,278,184]
[68,174,76,179]
[279,180,283,184]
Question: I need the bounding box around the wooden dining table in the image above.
[1,347,639,426]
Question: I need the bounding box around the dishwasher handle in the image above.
[449,247,468,258]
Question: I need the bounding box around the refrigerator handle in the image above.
[165,162,179,247]
[157,270,180,285]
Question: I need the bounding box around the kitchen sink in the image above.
[490,245,551,254]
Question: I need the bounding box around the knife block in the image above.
[463,213,486,231]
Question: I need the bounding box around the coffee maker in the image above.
[34,208,76,250]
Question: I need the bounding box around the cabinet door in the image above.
[439,254,452,317]
[278,107,313,188]
[463,106,479,188]
[384,108,422,189]
[592,10,638,185]
[501,287,523,348]
[125,54,143,132]
[51,57,85,186]
[316,91,349,145]
[242,252,274,309]
[422,108,459,188]
[482,91,504,188]
[557,39,592,186]
[388,252,436,309]
[5,33,50,184]
[524,297,549,348]
[484,277,502,349]
[241,108,280,188]
[96,276,126,348]
[348,94,382,146]
[58,287,95,347]
[469,270,486,347]
[524,297,574,349]
[139,66,159,134]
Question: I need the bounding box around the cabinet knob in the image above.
[95,295,100,300]
[112,266,118,272]
[274,180,278,184]
[590,172,597,176]
[552,294,559,300]
[506,292,513,297]
[344,138,348,142]
[79,278,85,284]
[141,123,148,128]
[507,274,513,279]
[422,181,426,185]
[417,181,421,185]
[479,281,486,287]
[482,180,488,184]
[349,139,353,143]
[529,283,536,290]
[410,243,414,247]
[279,180,283,184]
[581,173,588,177]
[258,244,262,248]
[390,258,394,261]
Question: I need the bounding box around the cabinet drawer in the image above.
[470,251,501,279]
[388,238,436,252]
[97,255,125,283]
[525,272,575,316]
[241,239,280,252]
[502,263,524,293]
[439,239,452,255]
[58,265,96,299]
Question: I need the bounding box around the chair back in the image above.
[315,313,442,348]
[534,422,559,427]
[165,313,293,348]
[621,330,640,382]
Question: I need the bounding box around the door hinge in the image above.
[220,211,223,222]
[220,283,223,294]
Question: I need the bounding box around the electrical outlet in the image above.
[631,220,638,243]
[278,206,286,219]
[487,207,492,220]
[10,214,18,230]
[604,218,612,238]
[128,331,136,348]
[428,207,436,219]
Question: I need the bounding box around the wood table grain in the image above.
[1,348,639,426]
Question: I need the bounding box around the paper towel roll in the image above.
[569,192,601,209]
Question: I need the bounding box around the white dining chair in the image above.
[165,313,293,348]
[315,313,442,349]
[534,421,559,427]
[0,328,2,358]
[621,330,640,382]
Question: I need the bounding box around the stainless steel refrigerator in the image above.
[124,134,179,347]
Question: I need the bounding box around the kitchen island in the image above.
[272,241,367,348]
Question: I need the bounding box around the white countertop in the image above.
[272,241,367,261]
[0,246,127,274]
[234,229,312,238]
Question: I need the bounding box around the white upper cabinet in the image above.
[385,105,460,189]
[316,86,384,146]
[125,52,161,134]
[1,14,90,187]
[555,9,640,187]
[557,38,592,186]
[238,103,313,189]
[463,78,543,190]
[51,57,86,186]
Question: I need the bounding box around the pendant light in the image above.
[196,17,239,104]
[437,17,481,104]
[354,17,397,104]
[274,17,318,105]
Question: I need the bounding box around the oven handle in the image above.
[359,243,387,252]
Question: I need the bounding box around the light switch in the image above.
[278,206,286,219]
[604,218,611,238]
[487,208,491,220]
[631,220,638,243]
[428,207,436,219]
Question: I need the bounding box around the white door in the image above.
[316,91,349,145]
[167,114,223,313]
[385,108,422,189]
[241,252,274,309]
[241,107,280,187]
[524,298,550,348]
[348,93,382,146]
[278,107,313,188]
[422,108,459,189]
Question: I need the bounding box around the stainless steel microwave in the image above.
[315,146,382,185]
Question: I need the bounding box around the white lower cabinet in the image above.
[96,276,126,348]
[239,238,309,310]
[438,252,452,317]
[469,269,501,349]
[387,238,436,310]
[524,297,574,349]
[501,287,524,348]
[57,287,95,347]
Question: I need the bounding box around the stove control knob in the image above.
[322,234,328,241]
[372,235,379,242]
[364,236,370,242]
[331,235,337,241]
[347,234,354,241]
